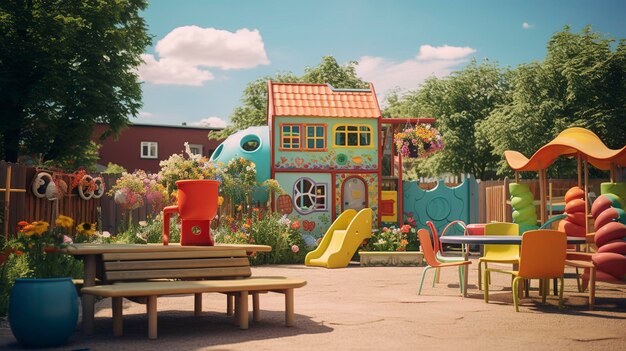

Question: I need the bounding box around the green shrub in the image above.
[214,212,309,265]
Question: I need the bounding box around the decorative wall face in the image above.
[273,117,379,170]
[274,172,333,240]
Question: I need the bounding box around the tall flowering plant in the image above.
[158,142,223,197]
[393,124,444,158]
[3,216,88,278]
[108,170,147,210]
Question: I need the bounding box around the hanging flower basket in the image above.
[393,124,444,159]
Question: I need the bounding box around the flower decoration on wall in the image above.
[393,124,444,159]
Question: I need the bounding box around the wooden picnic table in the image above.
[62,243,271,335]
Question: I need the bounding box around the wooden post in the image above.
[538,169,546,224]
[584,158,590,235]
[577,155,582,188]
[1,164,27,238]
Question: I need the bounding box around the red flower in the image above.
[291,220,300,230]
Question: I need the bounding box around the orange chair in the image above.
[478,222,520,290]
[484,230,567,312]
[417,229,471,297]
[426,221,467,283]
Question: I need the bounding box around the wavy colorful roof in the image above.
[267,81,381,118]
[504,127,626,171]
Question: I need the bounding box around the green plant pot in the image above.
[9,277,78,347]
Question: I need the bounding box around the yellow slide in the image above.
[305,208,372,268]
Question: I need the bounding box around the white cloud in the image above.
[138,54,214,86]
[138,111,155,118]
[138,26,269,86]
[356,44,476,97]
[189,116,228,128]
[416,45,476,61]
[522,22,534,29]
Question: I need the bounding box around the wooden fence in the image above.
[0,162,155,238]
[1,160,612,238]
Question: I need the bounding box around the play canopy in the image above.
[504,127,626,172]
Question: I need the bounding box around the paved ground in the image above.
[1,257,625,351]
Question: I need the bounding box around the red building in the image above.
[93,123,223,173]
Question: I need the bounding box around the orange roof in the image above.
[504,127,626,171]
[268,82,381,118]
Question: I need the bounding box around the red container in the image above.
[466,223,485,236]
[162,180,220,246]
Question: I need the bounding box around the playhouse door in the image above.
[343,176,367,212]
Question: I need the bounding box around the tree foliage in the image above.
[209,56,368,139]
[480,25,626,176]
[385,26,626,180]
[0,0,151,166]
[384,60,512,179]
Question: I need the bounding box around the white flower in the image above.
[101,231,111,238]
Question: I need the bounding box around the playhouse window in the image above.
[281,124,301,149]
[293,178,327,214]
[334,125,372,147]
[305,125,326,150]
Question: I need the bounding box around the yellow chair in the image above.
[484,230,567,312]
[417,229,472,297]
[478,222,520,290]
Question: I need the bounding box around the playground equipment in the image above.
[162,179,220,246]
[305,208,372,268]
[558,186,588,237]
[509,183,537,233]
[588,183,626,283]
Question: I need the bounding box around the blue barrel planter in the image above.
[9,277,78,347]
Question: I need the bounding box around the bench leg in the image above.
[194,293,202,317]
[237,291,249,330]
[253,292,260,322]
[112,297,124,337]
[227,293,234,316]
[82,255,97,335]
[147,296,158,339]
[285,288,294,327]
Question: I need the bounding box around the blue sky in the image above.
[136,0,626,128]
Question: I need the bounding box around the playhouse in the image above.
[212,81,435,239]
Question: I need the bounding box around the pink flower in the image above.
[400,224,412,233]
[63,235,73,244]
[291,245,299,253]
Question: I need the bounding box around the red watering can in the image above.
[162,180,220,246]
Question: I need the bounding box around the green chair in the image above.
[417,229,471,297]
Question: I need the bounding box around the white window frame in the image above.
[140,141,158,159]
[293,177,327,214]
[188,143,203,156]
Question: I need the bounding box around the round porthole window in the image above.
[240,134,261,152]
[210,144,224,161]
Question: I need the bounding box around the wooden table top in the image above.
[61,243,272,255]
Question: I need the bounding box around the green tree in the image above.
[384,60,512,179]
[209,56,368,139]
[0,0,151,165]
[481,26,626,176]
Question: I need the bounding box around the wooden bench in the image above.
[80,249,307,339]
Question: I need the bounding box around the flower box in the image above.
[359,251,424,267]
